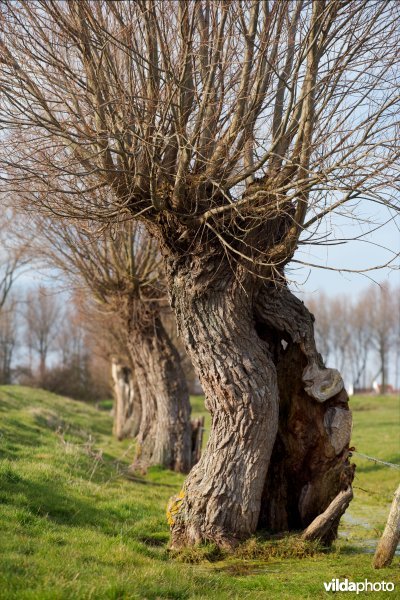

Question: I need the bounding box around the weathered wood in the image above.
[302,486,353,541]
[129,314,192,474]
[111,359,141,440]
[255,283,345,402]
[162,248,353,548]
[302,363,344,403]
[256,284,354,545]
[166,261,280,549]
[373,484,400,568]
[324,407,353,455]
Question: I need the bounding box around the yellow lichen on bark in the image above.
[167,489,185,526]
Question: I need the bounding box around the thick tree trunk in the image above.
[163,255,353,548]
[111,359,141,440]
[166,264,280,549]
[128,314,192,473]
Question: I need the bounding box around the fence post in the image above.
[373,483,400,568]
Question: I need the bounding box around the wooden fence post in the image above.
[373,483,400,568]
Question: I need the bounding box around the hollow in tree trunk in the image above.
[255,284,355,545]
[128,312,192,473]
[164,253,354,548]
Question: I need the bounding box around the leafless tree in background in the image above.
[43,296,111,402]
[27,289,111,402]
[0,210,30,384]
[308,283,399,391]
[1,0,399,548]
[329,297,352,375]
[0,257,18,313]
[367,283,398,393]
[347,291,372,390]
[24,285,60,387]
[0,211,29,308]
[23,209,192,472]
[0,295,17,384]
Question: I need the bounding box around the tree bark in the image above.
[255,284,355,545]
[163,255,353,548]
[302,487,353,542]
[128,313,192,474]
[111,359,141,440]
[165,260,280,549]
[373,484,400,568]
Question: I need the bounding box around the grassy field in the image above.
[0,386,398,599]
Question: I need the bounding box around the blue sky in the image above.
[291,205,400,298]
[14,216,400,298]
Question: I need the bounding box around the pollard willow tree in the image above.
[0,0,399,547]
[27,211,192,472]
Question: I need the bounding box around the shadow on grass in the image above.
[1,420,45,450]
[0,468,158,534]
[1,474,111,528]
[125,473,177,489]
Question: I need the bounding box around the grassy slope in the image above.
[0,386,398,600]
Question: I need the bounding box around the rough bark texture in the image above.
[163,254,354,547]
[111,359,141,440]
[255,284,355,545]
[165,257,280,549]
[373,484,400,568]
[128,315,192,473]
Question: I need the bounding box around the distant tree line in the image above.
[0,283,111,402]
[2,268,398,399]
[307,283,400,392]
[0,205,201,473]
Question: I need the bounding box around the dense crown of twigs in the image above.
[28,212,166,330]
[0,0,399,275]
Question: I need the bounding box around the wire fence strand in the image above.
[353,451,400,471]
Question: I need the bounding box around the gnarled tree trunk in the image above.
[166,259,280,548]
[255,285,355,545]
[128,313,192,473]
[164,253,354,548]
[111,358,141,440]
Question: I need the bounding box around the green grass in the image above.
[0,386,398,599]
[342,394,400,549]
